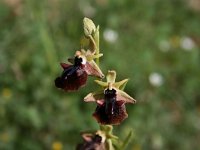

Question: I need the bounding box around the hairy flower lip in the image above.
[84,70,136,125]
[93,103,128,125]
[54,64,87,92]
[55,49,104,91]
[54,54,88,91]
[93,102,128,125]
[92,88,129,125]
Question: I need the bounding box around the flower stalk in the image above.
[83,17,100,66]
[55,17,136,150]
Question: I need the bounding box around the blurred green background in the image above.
[1,0,200,149]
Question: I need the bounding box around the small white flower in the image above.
[159,40,171,52]
[149,72,163,87]
[152,134,163,149]
[180,37,195,51]
[103,29,118,43]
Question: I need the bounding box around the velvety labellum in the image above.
[55,57,88,91]
[93,89,128,125]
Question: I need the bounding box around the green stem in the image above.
[94,26,100,66]
[88,35,98,54]
[87,25,100,66]
[106,139,115,150]
[99,125,117,150]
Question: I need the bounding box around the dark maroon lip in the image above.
[92,88,128,125]
[55,77,65,88]
[93,100,128,125]
[54,56,88,91]
[54,55,88,91]
[61,66,78,79]
[55,65,79,88]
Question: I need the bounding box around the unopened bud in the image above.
[83,17,96,37]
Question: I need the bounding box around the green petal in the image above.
[80,49,86,54]
[113,79,129,90]
[106,70,116,84]
[86,53,103,61]
[80,37,90,48]
[94,80,108,87]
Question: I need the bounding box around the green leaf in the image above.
[121,130,133,150]
[94,25,100,65]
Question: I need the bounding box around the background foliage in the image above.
[0,0,200,149]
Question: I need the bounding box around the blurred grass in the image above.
[0,0,200,150]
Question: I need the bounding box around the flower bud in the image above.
[83,17,96,37]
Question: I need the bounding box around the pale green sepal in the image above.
[84,90,104,102]
[113,79,129,90]
[106,70,116,84]
[86,53,103,61]
[117,90,136,104]
[94,80,108,87]
[89,60,105,78]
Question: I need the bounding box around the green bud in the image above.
[83,17,96,37]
